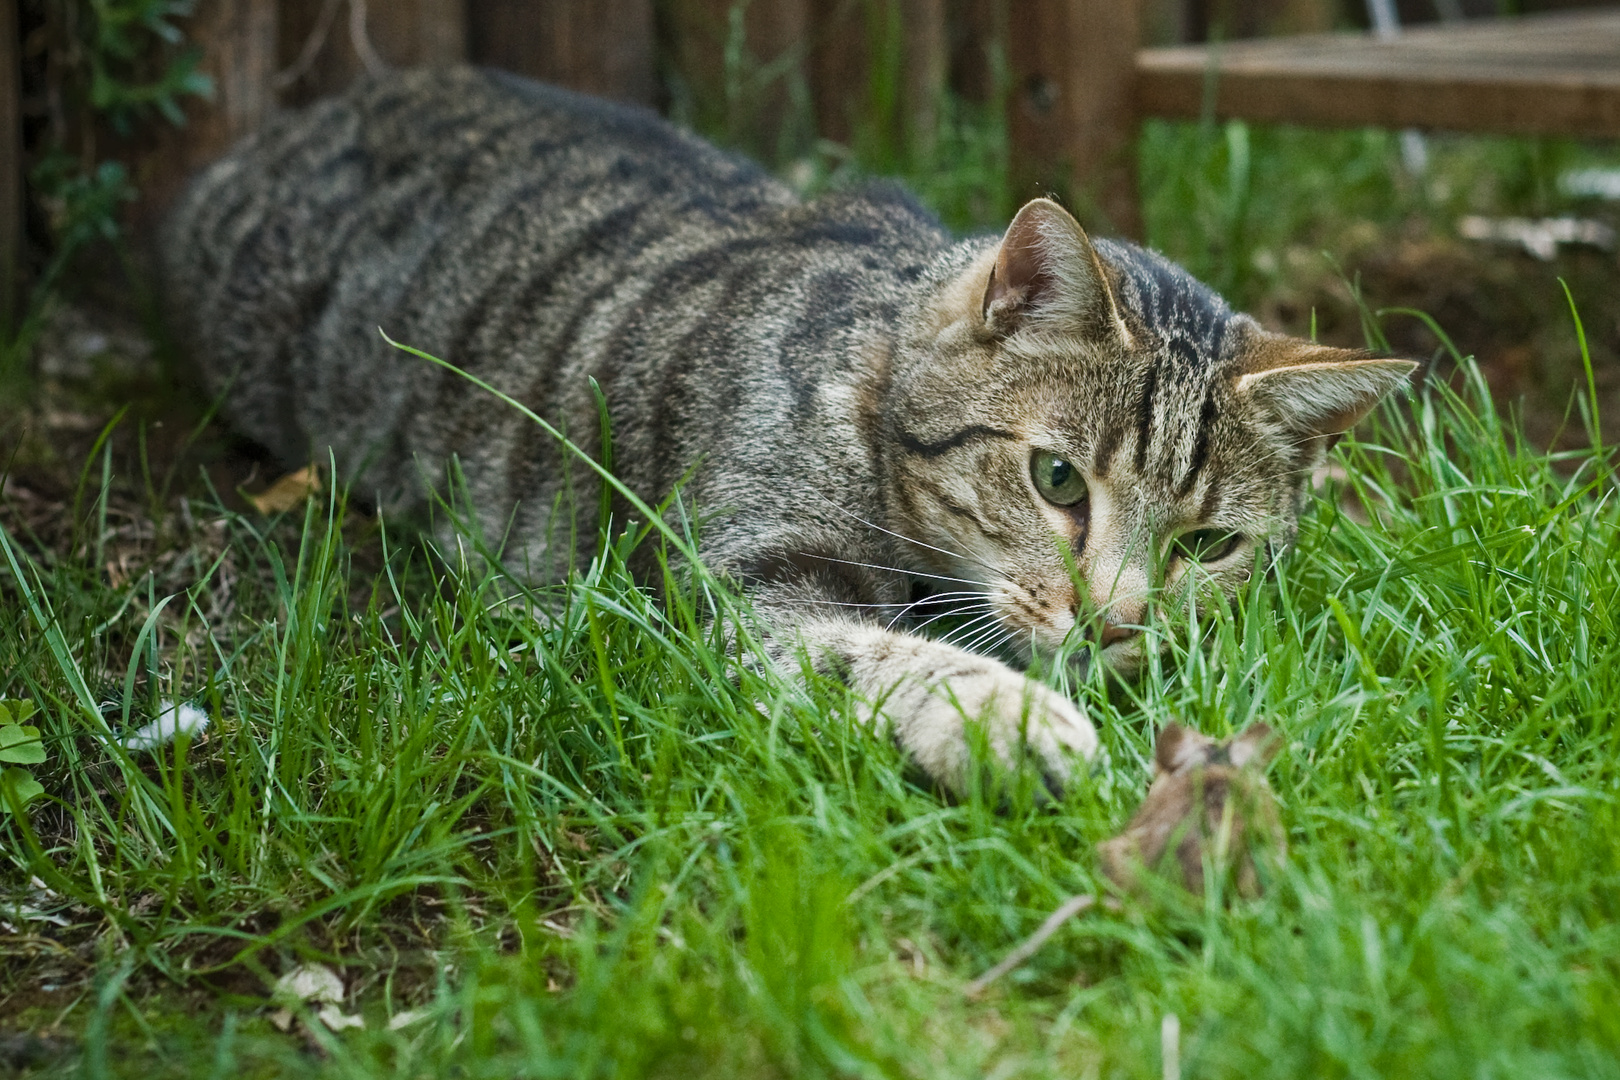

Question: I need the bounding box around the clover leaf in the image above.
[0,699,47,815]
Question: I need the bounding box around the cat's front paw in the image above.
[958,665,1099,793]
[887,657,1099,796]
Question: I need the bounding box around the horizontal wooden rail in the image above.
[1136,9,1620,139]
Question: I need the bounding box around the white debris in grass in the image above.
[119,700,211,752]
[317,1005,366,1031]
[1458,215,1616,261]
[273,963,345,1007]
[388,1009,429,1031]
[271,963,366,1031]
[1561,168,1620,201]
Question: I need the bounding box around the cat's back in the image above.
[162,66,797,478]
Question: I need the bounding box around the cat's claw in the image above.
[883,659,1099,796]
[1006,678,1101,793]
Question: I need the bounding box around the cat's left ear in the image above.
[1235,341,1417,439]
[981,198,1130,342]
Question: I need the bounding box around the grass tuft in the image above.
[3,307,1618,1075]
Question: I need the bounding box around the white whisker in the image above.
[795,551,986,588]
[809,491,999,576]
[775,599,916,610]
[960,622,1014,657]
[908,603,996,634]
[775,590,986,618]
[939,610,1002,649]
[883,591,991,631]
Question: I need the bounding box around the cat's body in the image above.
[164,67,1412,793]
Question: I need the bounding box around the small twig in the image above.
[965,892,1116,997]
[271,0,343,92]
[348,0,387,78]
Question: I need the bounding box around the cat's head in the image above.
[887,198,1415,672]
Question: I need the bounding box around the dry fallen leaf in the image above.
[317,1004,365,1031]
[273,962,344,1007]
[246,466,321,515]
[388,1008,428,1031]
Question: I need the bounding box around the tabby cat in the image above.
[162,67,1413,794]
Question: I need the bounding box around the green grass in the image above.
[3,318,1618,1077]
[5,18,1620,1072]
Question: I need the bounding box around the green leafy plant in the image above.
[2,0,211,386]
[43,0,211,134]
[0,699,47,815]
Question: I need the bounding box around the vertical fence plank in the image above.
[193,0,281,156]
[468,0,657,105]
[901,0,947,154]
[808,0,945,160]
[2,0,20,317]
[665,0,810,159]
[1183,0,1337,42]
[280,0,469,105]
[807,0,864,147]
[366,0,467,67]
[947,0,999,104]
[138,0,279,220]
[1005,0,1143,236]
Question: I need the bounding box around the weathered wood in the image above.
[947,0,998,103]
[1180,0,1336,42]
[901,0,947,153]
[366,0,467,67]
[807,0,860,145]
[467,0,656,104]
[806,0,946,158]
[665,0,810,158]
[280,0,469,104]
[139,0,279,220]
[2,0,21,316]
[1136,9,1620,138]
[1005,0,1145,236]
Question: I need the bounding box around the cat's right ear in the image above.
[982,199,1130,343]
[1235,340,1417,442]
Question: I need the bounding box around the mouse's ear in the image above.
[1227,723,1281,769]
[1153,722,1213,774]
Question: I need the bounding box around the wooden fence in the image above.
[171,0,1148,227]
[3,0,1166,312]
[8,0,1620,315]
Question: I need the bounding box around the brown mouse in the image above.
[1097,722,1287,898]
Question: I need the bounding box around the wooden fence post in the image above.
[901,0,947,154]
[136,0,279,219]
[808,0,945,161]
[2,0,22,322]
[1005,0,1143,237]
[665,0,810,159]
[467,0,657,105]
[279,0,468,104]
[366,0,467,67]
[807,0,862,146]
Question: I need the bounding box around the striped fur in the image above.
[163,67,1413,794]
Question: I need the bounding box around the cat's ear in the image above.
[982,198,1130,341]
[1235,340,1416,439]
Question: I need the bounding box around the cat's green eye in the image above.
[1031,451,1088,507]
[1172,529,1244,564]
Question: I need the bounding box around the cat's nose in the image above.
[1098,621,1138,648]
